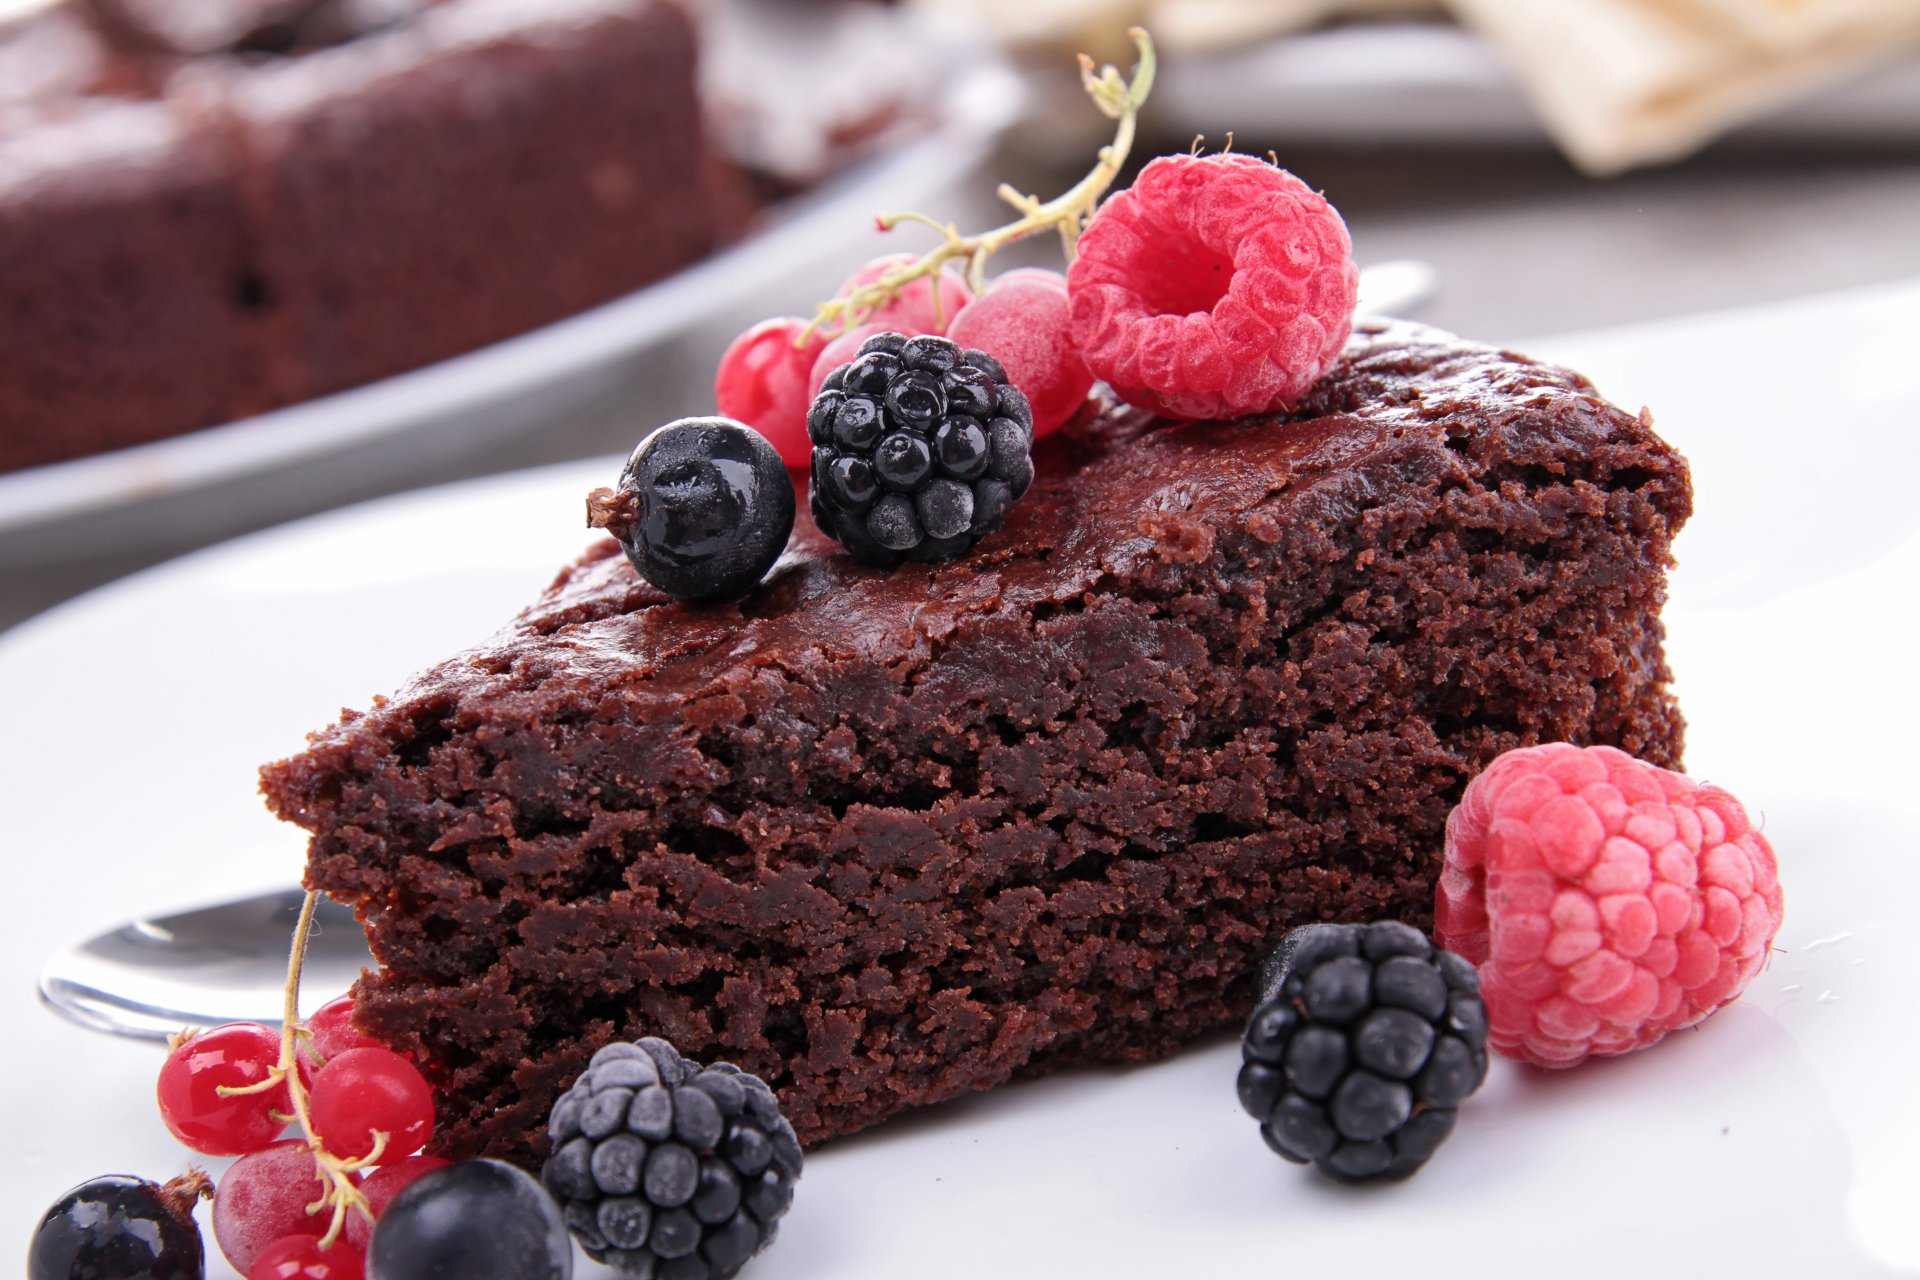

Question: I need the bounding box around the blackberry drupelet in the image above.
[1237,922,1489,1182]
[543,1038,802,1279]
[807,331,1034,568]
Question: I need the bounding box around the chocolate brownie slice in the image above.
[220,0,733,409]
[262,319,1691,1163]
[0,98,274,470]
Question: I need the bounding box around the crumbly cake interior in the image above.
[262,319,1691,1163]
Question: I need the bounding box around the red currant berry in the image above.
[306,995,382,1065]
[947,274,1094,438]
[836,253,973,335]
[249,1234,364,1280]
[989,266,1069,293]
[715,316,825,470]
[342,1155,450,1252]
[309,1048,434,1161]
[157,1022,290,1156]
[214,1140,333,1274]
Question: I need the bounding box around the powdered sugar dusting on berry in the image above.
[836,253,974,337]
[212,1141,331,1273]
[946,273,1093,438]
[1436,743,1784,1069]
[1067,153,1357,420]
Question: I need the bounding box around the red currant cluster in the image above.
[154,993,441,1280]
[715,257,1096,473]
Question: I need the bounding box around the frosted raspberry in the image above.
[1435,744,1784,1069]
[1068,153,1358,420]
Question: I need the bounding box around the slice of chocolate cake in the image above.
[261,319,1691,1164]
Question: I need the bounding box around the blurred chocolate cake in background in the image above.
[0,0,908,475]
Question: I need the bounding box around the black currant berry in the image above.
[587,417,794,603]
[29,1173,211,1280]
[369,1160,572,1280]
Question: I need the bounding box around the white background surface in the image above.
[4,281,1919,1276]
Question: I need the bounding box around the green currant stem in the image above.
[215,1074,286,1099]
[798,26,1157,344]
[278,889,377,1250]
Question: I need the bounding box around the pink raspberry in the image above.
[1067,153,1358,421]
[1435,744,1784,1069]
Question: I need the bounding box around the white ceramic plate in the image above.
[4,280,1919,1277]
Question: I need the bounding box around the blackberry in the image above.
[807,332,1033,567]
[1237,922,1489,1182]
[543,1037,801,1279]
[587,417,795,603]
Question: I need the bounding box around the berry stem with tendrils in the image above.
[215,890,376,1249]
[799,26,1157,344]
